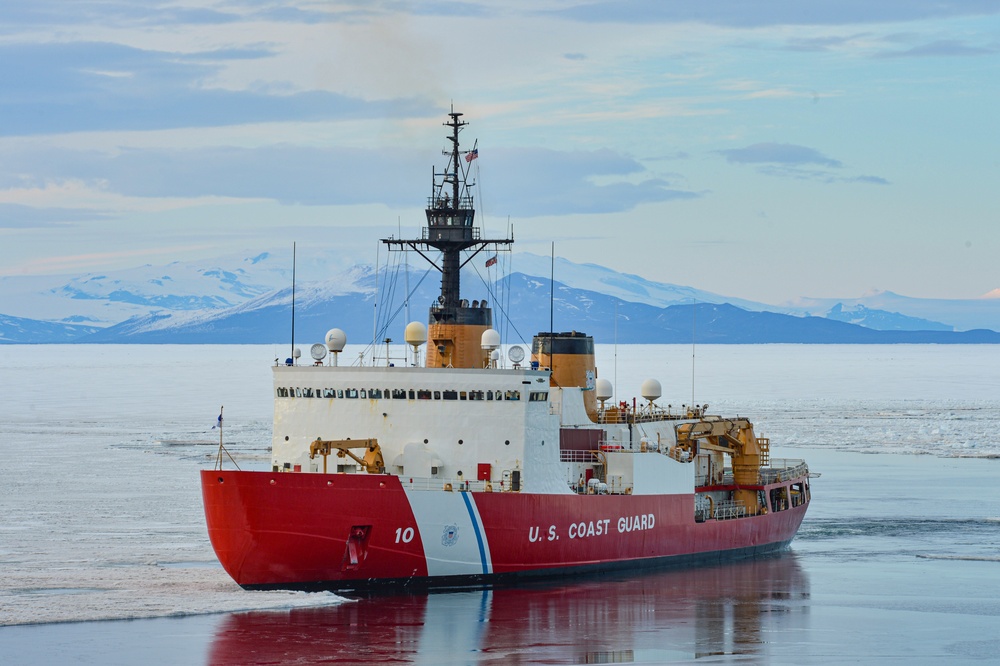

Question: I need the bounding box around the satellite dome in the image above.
[481,328,500,350]
[640,378,662,402]
[404,321,427,348]
[325,328,347,352]
[596,378,613,401]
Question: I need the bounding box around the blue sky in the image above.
[1,1,998,304]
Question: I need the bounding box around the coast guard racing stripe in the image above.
[404,488,493,577]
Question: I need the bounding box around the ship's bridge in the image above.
[424,195,479,235]
[421,221,480,244]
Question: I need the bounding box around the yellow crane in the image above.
[309,438,385,474]
[674,418,770,514]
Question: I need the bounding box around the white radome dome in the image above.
[404,321,427,347]
[481,328,500,350]
[325,328,347,352]
[640,378,662,402]
[596,378,613,401]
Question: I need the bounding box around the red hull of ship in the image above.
[201,470,808,590]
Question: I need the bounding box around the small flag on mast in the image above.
[485,255,497,267]
[465,148,479,163]
[213,412,223,429]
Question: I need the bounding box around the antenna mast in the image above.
[381,108,513,369]
[691,300,697,407]
[549,242,555,368]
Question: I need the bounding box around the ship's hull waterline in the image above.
[201,469,808,591]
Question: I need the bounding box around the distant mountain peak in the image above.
[3,247,1000,341]
[824,302,951,332]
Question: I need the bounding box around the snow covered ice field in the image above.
[0,344,344,625]
[1,343,999,663]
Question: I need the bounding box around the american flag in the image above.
[465,148,479,163]
[485,255,497,267]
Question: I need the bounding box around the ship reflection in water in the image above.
[209,553,809,664]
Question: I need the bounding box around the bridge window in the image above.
[769,486,789,512]
[443,390,458,400]
[790,482,806,507]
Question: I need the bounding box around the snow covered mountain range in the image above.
[2,249,998,344]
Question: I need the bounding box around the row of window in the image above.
[769,482,809,512]
[276,386,549,402]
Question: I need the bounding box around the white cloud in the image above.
[549,1,1000,27]
[718,143,843,167]
[0,0,995,303]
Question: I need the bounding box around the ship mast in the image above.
[382,109,513,368]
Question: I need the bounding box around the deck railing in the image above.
[389,457,808,494]
[400,476,499,493]
[761,459,808,484]
[713,499,747,520]
[697,459,808,487]
[559,450,601,463]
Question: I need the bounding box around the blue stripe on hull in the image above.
[461,491,489,575]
